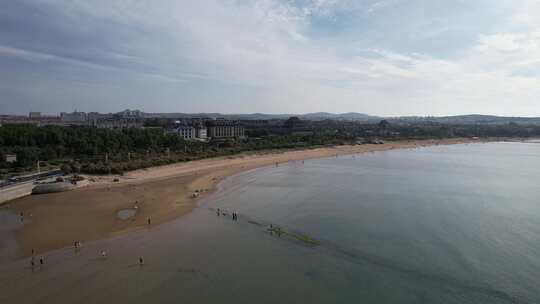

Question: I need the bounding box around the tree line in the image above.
[0,124,353,176]
[1,122,539,178]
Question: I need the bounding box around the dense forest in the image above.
[1,122,539,178]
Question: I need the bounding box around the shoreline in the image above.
[2,138,489,258]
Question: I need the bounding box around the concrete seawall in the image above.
[32,182,76,194]
[32,180,89,195]
[0,179,89,204]
[0,182,35,205]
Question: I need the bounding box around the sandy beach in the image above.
[4,138,480,257]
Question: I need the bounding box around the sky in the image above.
[1,0,540,116]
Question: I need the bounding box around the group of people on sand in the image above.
[25,197,153,271]
[29,246,146,269]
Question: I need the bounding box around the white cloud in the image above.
[0,45,55,61]
[3,0,540,115]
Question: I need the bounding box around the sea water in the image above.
[1,142,539,303]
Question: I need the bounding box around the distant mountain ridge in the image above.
[143,111,540,125]
[391,114,540,125]
[146,112,380,121]
[301,112,377,121]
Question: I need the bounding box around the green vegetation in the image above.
[268,227,320,245]
[0,125,354,176]
[1,121,538,178]
[283,231,320,246]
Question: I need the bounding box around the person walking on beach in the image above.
[139,257,144,266]
[147,217,151,225]
[39,257,44,266]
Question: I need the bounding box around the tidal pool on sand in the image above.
[116,208,138,220]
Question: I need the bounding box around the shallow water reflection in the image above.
[116,208,137,220]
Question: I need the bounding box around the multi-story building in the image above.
[167,119,207,141]
[206,119,245,139]
[89,110,145,129]
[93,117,144,129]
[174,125,196,140]
[88,112,111,126]
[196,127,207,140]
[29,112,41,119]
[193,120,207,140]
[0,114,64,126]
[165,118,239,141]
[118,109,143,119]
[3,154,17,163]
[0,115,38,125]
[60,111,87,123]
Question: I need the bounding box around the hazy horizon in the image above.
[2,1,540,116]
[4,109,540,119]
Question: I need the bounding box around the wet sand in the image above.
[5,139,481,257]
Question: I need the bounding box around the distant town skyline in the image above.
[2,1,540,117]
